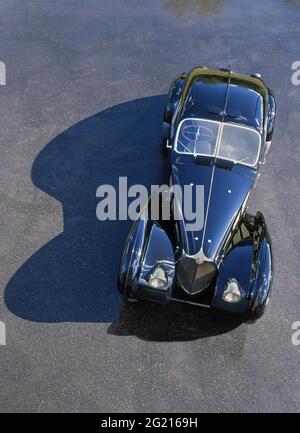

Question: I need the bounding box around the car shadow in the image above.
[4,94,242,341]
[5,95,167,323]
[108,300,241,342]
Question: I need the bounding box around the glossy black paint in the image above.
[119,212,175,304]
[163,72,186,124]
[212,212,273,321]
[267,88,276,142]
[174,67,267,131]
[119,67,276,323]
[171,152,256,259]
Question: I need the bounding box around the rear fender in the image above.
[163,72,186,124]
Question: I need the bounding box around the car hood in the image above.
[171,153,256,261]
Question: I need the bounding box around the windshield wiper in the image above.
[215,159,235,170]
[195,155,213,166]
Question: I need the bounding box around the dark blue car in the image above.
[119,66,276,323]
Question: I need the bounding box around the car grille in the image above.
[176,257,217,295]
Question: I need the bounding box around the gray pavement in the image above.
[0,0,300,412]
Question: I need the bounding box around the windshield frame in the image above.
[174,117,262,168]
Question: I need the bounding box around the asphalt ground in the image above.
[0,0,299,412]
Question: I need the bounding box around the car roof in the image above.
[180,67,267,132]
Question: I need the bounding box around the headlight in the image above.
[147,265,167,289]
[222,279,242,303]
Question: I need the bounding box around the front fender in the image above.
[248,235,273,322]
[118,213,147,298]
[212,212,273,321]
[119,212,175,302]
[212,239,254,318]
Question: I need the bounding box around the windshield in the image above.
[175,118,261,167]
[176,118,219,156]
[218,123,261,166]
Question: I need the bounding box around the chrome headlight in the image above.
[147,265,167,289]
[222,279,242,303]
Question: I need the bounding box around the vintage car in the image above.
[118,66,276,322]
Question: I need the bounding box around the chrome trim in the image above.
[170,297,211,308]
